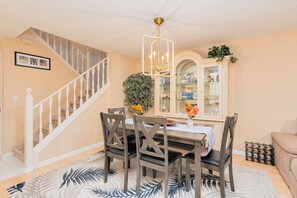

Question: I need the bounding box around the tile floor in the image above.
[0,156,25,181]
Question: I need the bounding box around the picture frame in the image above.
[15,51,51,70]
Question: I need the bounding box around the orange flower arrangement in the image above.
[130,104,144,115]
[185,102,199,118]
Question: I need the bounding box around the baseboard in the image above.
[233,149,245,156]
[38,141,103,168]
[2,152,14,160]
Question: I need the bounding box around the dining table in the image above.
[123,118,215,198]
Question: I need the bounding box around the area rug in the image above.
[7,151,278,198]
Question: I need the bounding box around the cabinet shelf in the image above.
[176,99,197,101]
[177,83,197,87]
[205,81,219,85]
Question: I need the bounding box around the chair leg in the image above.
[185,158,190,192]
[128,160,131,169]
[104,156,109,183]
[178,158,182,187]
[164,169,169,198]
[229,163,235,191]
[124,159,128,192]
[153,170,157,178]
[142,166,147,176]
[219,169,226,198]
[136,165,141,195]
[108,157,110,171]
[123,160,131,169]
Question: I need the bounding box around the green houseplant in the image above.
[208,45,238,63]
[123,73,154,112]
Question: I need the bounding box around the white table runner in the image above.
[125,118,215,156]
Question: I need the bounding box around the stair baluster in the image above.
[92,67,95,95]
[80,76,83,106]
[46,32,49,44]
[58,91,61,125]
[97,64,100,90]
[39,104,43,142]
[54,36,56,51]
[80,53,84,73]
[71,44,74,68]
[101,61,104,87]
[66,40,69,63]
[59,37,62,56]
[66,85,69,118]
[73,81,77,112]
[76,49,79,73]
[86,71,90,100]
[49,97,53,133]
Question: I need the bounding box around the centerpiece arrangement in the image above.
[129,104,144,115]
[185,102,199,128]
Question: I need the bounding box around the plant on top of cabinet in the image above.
[123,73,154,112]
[207,45,238,63]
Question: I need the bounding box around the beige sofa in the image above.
[272,132,297,198]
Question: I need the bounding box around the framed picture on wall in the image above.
[15,51,51,70]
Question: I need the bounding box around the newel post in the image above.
[25,88,34,170]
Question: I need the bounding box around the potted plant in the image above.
[207,45,238,63]
[123,73,153,114]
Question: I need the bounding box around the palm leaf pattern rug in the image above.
[7,151,278,197]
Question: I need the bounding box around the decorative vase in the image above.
[187,117,193,128]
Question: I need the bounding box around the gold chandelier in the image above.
[142,17,174,77]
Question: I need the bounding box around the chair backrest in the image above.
[220,113,238,165]
[100,112,128,154]
[133,115,168,165]
[108,107,125,115]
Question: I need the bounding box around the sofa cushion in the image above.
[292,159,297,178]
[272,132,297,155]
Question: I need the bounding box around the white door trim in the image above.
[0,52,2,158]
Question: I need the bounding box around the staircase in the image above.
[31,28,94,74]
[13,29,109,169]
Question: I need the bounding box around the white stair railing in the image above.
[32,28,90,74]
[24,57,108,169]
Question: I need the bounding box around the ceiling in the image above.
[1,0,297,59]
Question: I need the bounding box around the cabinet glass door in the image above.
[176,60,198,114]
[203,66,220,117]
[159,77,170,112]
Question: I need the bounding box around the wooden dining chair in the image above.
[108,107,125,114]
[108,107,135,168]
[100,112,136,192]
[133,115,182,198]
[185,113,238,198]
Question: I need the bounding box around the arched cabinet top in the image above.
[174,51,203,68]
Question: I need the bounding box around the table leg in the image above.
[194,141,201,198]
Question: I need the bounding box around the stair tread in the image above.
[13,145,24,154]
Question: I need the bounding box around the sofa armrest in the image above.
[272,132,297,155]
